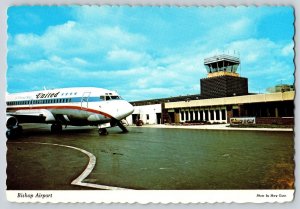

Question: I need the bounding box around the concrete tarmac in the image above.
[6,124,295,190]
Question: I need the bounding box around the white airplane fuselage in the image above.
[6,87,134,136]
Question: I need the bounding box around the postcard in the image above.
[4,3,295,203]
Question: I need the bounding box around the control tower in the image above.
[200,54,248,98]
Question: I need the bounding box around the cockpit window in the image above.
[100,95,120,100]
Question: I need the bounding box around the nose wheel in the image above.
[98,128,108,136]
[51,124,62,134]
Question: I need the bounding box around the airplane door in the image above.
[81,92,91,109]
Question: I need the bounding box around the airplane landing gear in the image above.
[51,124,62,134]
[6,125,22,140]
[98,128,108,136]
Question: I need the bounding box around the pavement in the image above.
[6,124,294,190]
[134,123,294,132]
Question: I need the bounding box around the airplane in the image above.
[6,87,134,139]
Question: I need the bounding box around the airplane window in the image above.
[74,92,77,95]
[106,96,111,100]
[100,96,105,100]
[70,93,73,95]
[66,93,68,96]
[111,96,120,100]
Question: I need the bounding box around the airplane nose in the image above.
[115,100,134,120]
[126,102,134,115]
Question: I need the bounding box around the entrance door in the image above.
[156,113,161,124]
[81,92,91,109]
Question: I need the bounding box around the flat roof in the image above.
[165,91,294,109]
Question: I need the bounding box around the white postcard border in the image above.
[6,190,295,203]
[1,0,300,207]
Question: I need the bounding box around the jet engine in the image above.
[6,116,22,139]
[6,116,18,129]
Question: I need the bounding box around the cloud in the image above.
[281,42,294,56]
[7,6,294,101]
[106,48,151,66]
[229,18,252,35]
[224,38,294,93]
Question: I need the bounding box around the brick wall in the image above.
[256,117,294,125]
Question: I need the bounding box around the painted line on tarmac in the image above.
[9,142,131,190]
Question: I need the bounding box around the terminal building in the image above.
[126,54,294,125]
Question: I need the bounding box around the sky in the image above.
[7,6,294,101]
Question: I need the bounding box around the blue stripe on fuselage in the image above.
[6,97,122,106]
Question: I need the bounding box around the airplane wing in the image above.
[7,109,56,124]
